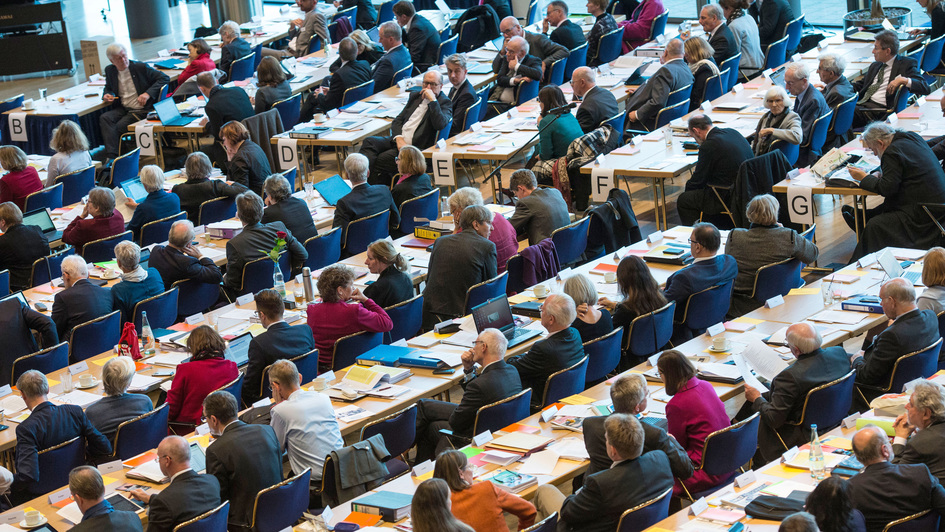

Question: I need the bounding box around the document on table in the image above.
[739,336,790,381]
[54,390,102,408]
[809,310,868,325]
[128,373,163,392]
[518,449,560,475]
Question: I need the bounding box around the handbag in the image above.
[117,322,141,360]
[744,495,805,521]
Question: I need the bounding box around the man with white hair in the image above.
[51,255,113,340]
[571,66,619,134]
[818,53,855,108]
[149,219,223,289]
[508,293,585,408]
[85,356,153,444]
[784,63,830,166]
[125,165,181,243]
[217,20,252,82]
[99,43,169,160]
[893,380,945,483]
[111,240,165,324]
[332,154,400,246]
[625,38,694,131]
[699,4,736,65]
[493,16,568,77]
[488,36,542,113]
[372,21,412,91]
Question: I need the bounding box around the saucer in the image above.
[532,292,549,299]
[708,345,730,353]
[75,378,99,389]
[20,516,47,529]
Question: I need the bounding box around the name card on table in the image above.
[648,353,661,367]
[782,446,799,462]
[765,294,785,308]
[887,113,899,125]
[48,487,71,504]
[842,412,862,429]
[321,506,333,525]
[734,470,757,488]
[326,109,339,119]
[435,139,447,149]
[0,385,12,398]
[817,40,827,50]
[157,49,170,57]
[688,497,709,516]
[196,423,211,435]
[792,53,802,62]
[473,430,493,447]
[277,137,299,172]
[432,152,455,187]
[69,361,89,376]
[185,313,205,325]
[236,293,254,306]
[412,460,435,477]
[646,231,663,243]
[732,83,744,93]
[252,398,271,409]
[595,153,606,166]
[598,64,611,75]
[541,405,558,422]
[918,96,928,106]
[788,185,814,225]
[590,168,615,203]
[8,113,27,143]
[135,124,156,157]
[761,69,773,80]
[470,122,483,132]
[701,100,713,112]
[786,168,801,180]
[0,511,24,525]
[98,460,123,475]
[706,323,726,336]
[555,267,572,281]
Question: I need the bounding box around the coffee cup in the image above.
[21,99,34,110]
[534,284,548,297]
[313,113,327,123]
[712,337,728,351]
[312,377,328,391]
[604,271,617,283]
[24,511,42,526]
[79,374,95,387]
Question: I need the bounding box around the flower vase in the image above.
[273,267,286,298]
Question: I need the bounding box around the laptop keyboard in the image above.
[903,271,921,284]
[507,328,531,339]
[641,416,669,430]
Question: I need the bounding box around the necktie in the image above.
[859,63,886,104]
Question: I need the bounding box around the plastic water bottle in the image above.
[809,424,825,480]
[141,311,155,356]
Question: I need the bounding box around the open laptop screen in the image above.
[153,97,180,123]
[877,249,903,279]
[22,208,56,233]
[472,296,516,333]
[224,332,253,367]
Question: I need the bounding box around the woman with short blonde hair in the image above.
[919,247,945,313]
[0,145,42,211]
[684,36,720,112]
[563,273,614,342]
[391,145,434,209]
[47,120,93,186]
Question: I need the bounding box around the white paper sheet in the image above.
[732,354,769,393]
[517,449,560,475]
[739,336,790,381]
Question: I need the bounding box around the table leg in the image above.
[651,178,663,231]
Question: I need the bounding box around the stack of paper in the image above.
[126,459,167,483]
[335,405,372,423]
[479,449,521,465]
[128,373,163,393]
[809,310,868,325]
[486,433,554,454]
[54,390,102,408]
[550,437,591,460]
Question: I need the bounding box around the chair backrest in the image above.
[30,436,85,495]
[158,84,169,102]
[291,348,319,384]
[648,10,669,41]
[333,4,357,24]
[173,501,230,532]
[804,109,833,153]
[109,148,140,188]
[624,301,675,358]
[252,44,263,70]
[547,56,567,86]
[583,328,622,386]
[438,119,453,143]
[527,0,541,25]
[515,79,540,105]
[172,278,223,317]
[344,210,390,255]
[463,98,483,131]
[392,63,414,85]
[463,271,509,315]
[523,513,557,532]
[884,510,940,532]
[666,83,693,107]
[542,356,589,407]
[113,403,170,460]
[565,43,588,81]
[751,257,803,302]
[550,216,590,266]
[601,113,624,145]
[251,469,312,532]
[703,68,726,103]
[55,165,96,206]
[307,33,323,53]
[140,211,186,246]
[239,256,278,295]
[922,35,945,72]
[770,139,799,166]
[229,53,255,82]
[596,26,623,65]
[764,35,790,70]
[457,17,483,53]
[439,24,451,42]
[438,34,459,65]
[830,94,857,138]
[700,412,760,476]
[24,183,62,212]
[385,294,423,344]
[377,0,395,24]
[792,370,856,430]
[617,487,673,532]
[272,93,302,131]
[720,53,741,91]
[0,269,7,297]
[784,14,805,52]
[332,330,384,370]
[477,85,492,121]
[342,80,375,106]
[81,231,132,263]
[30,246,75,288]
[133,287,180,330]
[198,196,237,226]
[655,99,690,129]
[473,388,532,434]
[893,86,912,113]
[214,370,245,400]
[12,342,69,387]
[304,227,342,270]
[679,282,733,332]
[887,338,943,393]
[69,310,121,362]
[358,403,417,458]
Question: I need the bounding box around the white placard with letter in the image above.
[277,137,299,171]
[135,124,155,157]
[98,460,123,474]
[787,185,814,225]
[185,313,205,325]
[412,460,435,477]
[432,152,455,186]
[688,497,709,516]
[734,470,757,488]
[590,167,615,203]
[842,412,862,429]
[0,510,23,525]
[8,113,27,142]
[765,294,785,308]
[69,361,89,375]
[48,487,71,504]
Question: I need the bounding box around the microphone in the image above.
[547,102,578,115]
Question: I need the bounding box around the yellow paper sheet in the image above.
[823,436,853,451]
[763,464,806,479]
[733,316,764,324]
[508,293,533,304]
[415,470,434,481]
[47,378,60,387]
[93,354,118,366]
[560,394,595,405]
[10,412,30,423]
[187,434,212,449]
[837,269,868,276]
[102,475,117,485]
[245,323,267,336]
[788,288,820,296]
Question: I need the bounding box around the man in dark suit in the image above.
[302,37,372,120]
[393,1,440,73]
[414,328,522,461]
[223,192,308,295]
[664,223,738,342]
[583,373,694,480]
[218,20,252,82]
[543,1,586,50]
[851,278,940,400]
[51,255,113,340]
[335,0,376,29]
[372,21,413,91]
[0,202,48,292]
[818,53,856,148]
[359,70,452,186]
[739,323,852,463]
[262,175,318,243]
[0,299,57,388]
[700,4,736,65]
[785,63,831,166]
[495,16,569,78]
[572,66,619,134]
[129,436,221,532]
[850,425,945,532]
[750,0,794,49]
[422,205,498,329]
[676,114,754,226]
[446,54,478,136]
[488,36,543,117]
[508,169,571,245]
[13,371,111,502]
[625,39,694,132]
[197,72,255,169]
[534,414,674,532]
[853,30,931,127]
[99,43,169,160]
[243,289,316,406]
[203,391,282,530]
[150,220,223,290]
[68,467,143,532]
[892,381,945,484]
[332,153,401,246]
[508,293,585,408]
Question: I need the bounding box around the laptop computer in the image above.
[190,442,207,473]
[313,174,352,206]
[435,0,463,19]
[121,178,149,204]
[0,291,28,307]
[471,295,543,348]
[22,207,63,242]
[153,97,196,127]
[877,249,922,285]
[224,332,253,367]
[768,65,787,87]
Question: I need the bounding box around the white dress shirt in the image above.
[870,57,896,107]
[270,389,343,478]
[401,99,431,145]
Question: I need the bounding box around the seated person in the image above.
[391,145,434,208]
[67,466,143,532]
[217,20,252,82]
[150,219,223,290]
[196,73,255,170]
[532,85,585,185]
[335,0,377,30]
[445,54,478,137]
[918,247,945,313]
[618,0,664,50]
[720,0,764,78]
[726,195,819,316]
[507,293,585,408]
[363,239,414,309]
[598,255,669,365]
[753,0,794,49]
[892,380,945,483]
[85,356,153,445]
[625,38,694,132]
[487,36,542,118]
[684,36,720,112]
[171,39,216,98]
[543,1,586,50]
[393,0,440,72]
[532,414,674,532]
[371,21,412,92]
[167,326,239,426]
[422,205,498,329]
[359,70,452,186]
[262,174,318,243]
[125,165,181,243]
[242,289,315,407]
[508,169,570,245]
[253,57,291,114]
[111,241,165,324]
[493,16,569,79]
[0,296,57,387]
[751,86,802,156]
[784,63,830,166]
[414,328,522,462]
[220,120,271,196]
[99,43,168,160]
[0,145,42,211]
[700,4,736,65]
[62,187,125,255]
[805,476,867,532]
[0,202,48,292]
[585,0,618,67]
[331,154,400,245]
[52,255,113,340]
[412,479,476,532]
[172,152,247,223]
[818,53,856,109]
[301,37,372,121]
[222,191,307,295]
[571,68,619,134]
[778,514,819,532]
[329,30,384,72]
[306,264,392,370]
[447,187,517,274]
[45,120,93,187]
[563,273,613,343]
[852,278,940,400]
[261,0,327,59]
[853,30,930,128]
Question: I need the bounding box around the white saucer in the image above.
[533,292,549,299]
[20,516,47,528]
[708,346,730,353]
[75,379,99,389]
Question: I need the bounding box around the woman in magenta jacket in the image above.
[166,326,239,426]
[619,0,665,51]
[307,264,393,371]
[174,39,216,93]
[658,349,731,496]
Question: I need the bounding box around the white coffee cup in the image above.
[312,377,328,391]
[22,99,34,110]
[604,271,617,283]
[24,510,41,526]
[534,284,548,297]
[79,374,95,387]
[313,113,327,123]
[712,336,728,350]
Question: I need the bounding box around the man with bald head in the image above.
[130,436,221,532]
[849,425,945,532]
[488,36,543,116]
[571,66,619,134]
[740,322,851,462]
[149,219,223,290]
[493,16,568,80]
[624,38,693,132]
[852,277,940,401]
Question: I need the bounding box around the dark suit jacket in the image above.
[103,61,168,111]
[854,308,940,393]
[332,183,401,243]
[262,196,318,243]
[147,469,222,532]
[449,79,478,136]
[223,221,308,292]
[509,187,571,245]
[576,85,619,134]
[219,38,252,82]
[708,23,737,65]
[70,509,143,532]
[690,61,719,112]
[227,140,271,196]
[315,59,372,112]
[392,173,434,208]
[508,327,584,406]
[849,461,945,532]
[84,393,152,445]
[494,54,543,90]
[450,360,523,436]
[853,55,931,109]
[751,0,794,48]
[127,189,181,243]
[372,44,412,91]
[794,82,831,160]
[859,132,945,219]
[242,321,316,406]
[149,245,223,290]
[51,278,113,340]
[893,420,945,484]
[405,14,441,72]
[0,298,58,386]
[664,255,738,321]
[171,178,247,223]
[0,223,48,291]
[583,415,694,480]
[626,58,694,129]
[363,266,414,309]
[205,85,254,142]
[205,421,283,528]
[550,19,586,50]
[423,230,497,318]
[686,127,753,191]
[391,90,453,150]
[823,75,856,108]
[559,451,674,532]
[341,0,377,29]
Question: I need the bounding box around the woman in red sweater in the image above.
[62,187,125,254]
[175,39,216,92]
[434,450,537,531]
[166,326,239,426]
[307,264,393,371]
[0,146,42,211]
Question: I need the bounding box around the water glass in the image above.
[38,88,47,101]
[60,370,73,393]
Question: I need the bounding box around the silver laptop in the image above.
[877,249,922,285]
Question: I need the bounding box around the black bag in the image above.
[744,495,805,521]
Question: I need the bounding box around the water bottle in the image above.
[809,424,825,480]
[141,311,156,356]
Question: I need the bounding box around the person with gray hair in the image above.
[817,53,855,109]
[149,219,223,290]
[414,327,523,461]
[543,0,586,50]
[562,273,614,342]
[446,53,477,136]
[262,0,327,59]
[751,85,801,156]
[126,164,181,243]
[487,34,542,115]
[261,174,318,242]
[372,20,411,91]
[779,512,820,532]
[725,194,818,316]
[495,15,569,74]
[302,36,372,120]
[68,466,143,532]
[52,254,114,340]
[99,43,169,160]
[217,20,251,82]
[85,356,153,445]
[783,62,831,165]
[570,65,619,134]
[508,293,585,408]
[625,37,694,131]
[699,3,736,65]
[63,186,125,255]
[171,152,247,222]
[111,240,165,324]
[893,380,945,482]
[0,201,49,292]
[447,187,518,273]
[508,169,570,246]
[332,154,400,246]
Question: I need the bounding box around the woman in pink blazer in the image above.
[658,349,731,496]
[619,0,665,51]
[166,326,239,426]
